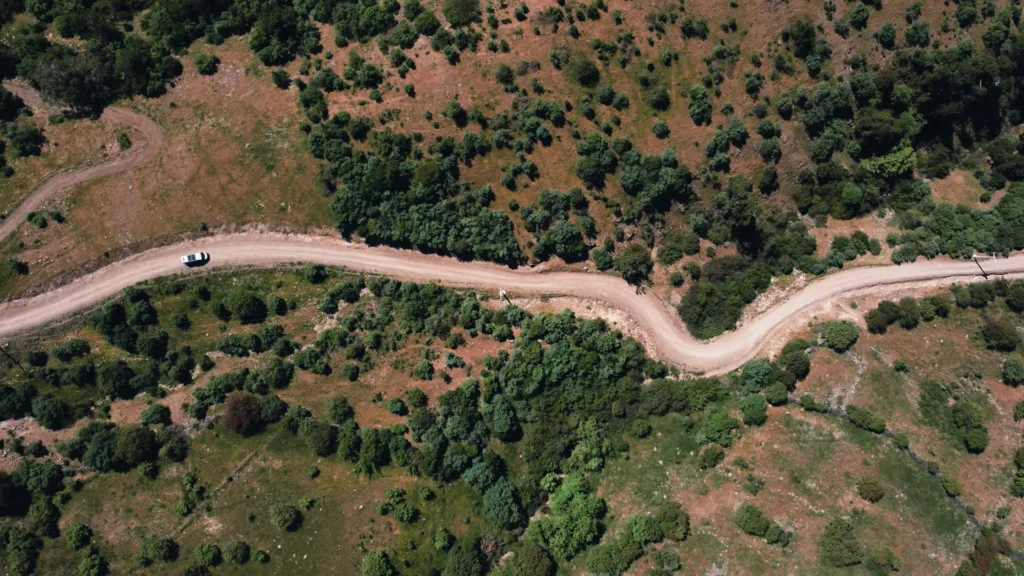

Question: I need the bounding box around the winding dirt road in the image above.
[0,82,164,240]
[2,85,1023,374]
[1,232,1022,374]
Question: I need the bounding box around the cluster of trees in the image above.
[732,503,793,547]
[321,126,523,265]
[3,20,181,115]
[0,458,95,575]
[584,504,689,575]
[777,15,1024,257]
[616,144,693,215]
[54,419,189,475]
[171,276,721,574]
[734,339,812,412]
[865,294,951,334]
[819,518,901,573]
[826,231,882,269]
[918,380,990,454]
[7,323,199,429]
[678,178,837,337]
[886,182,1024,264]
[521,189,593,263]
[0,85,40,176]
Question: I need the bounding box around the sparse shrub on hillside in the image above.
[733,503,793,546]
[856,475,885,503]
[846,404,885,433]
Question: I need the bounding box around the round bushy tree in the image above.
[764,382,789,406]
[442,537,485,576]
[193,544,222,567]
[363,551,395,576]
[615,243,653,286]
[225,540,250,565]
[1004,358,1024,386]
[568,56,600,87]
[223,393,263,437]
[269,501,302,531]
[63,523,92,551]
[740,394,768,426]
[823,321,859,352]
[856,475,885,503]
[140,403,172,426]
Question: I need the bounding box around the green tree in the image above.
[489,541,554,576]
[740,394,768,426]
[63,523,92,551]
[875,23,896,49]
[856,475,885,503]
[688,85,712,125]
[615,243,653,286]
[224,540,250,565]
[442,537,485,576]
[325,395,355,423]
[733,503,770,537]
[483,477,523,528]
[1005,358,1024,386]
[269,501,302,531]
[823,321,859,352]
[193,53,219,75]
[443,0,480,27]
[495,63,514,86]
[362,551,395,576]
[820,518,863,567]
[140,403,171,426]
[982,318,1020,351]
[225,291,267,324]
[568,57,600,87]
[193,544,222,567]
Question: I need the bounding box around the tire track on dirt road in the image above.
[1,231,1022,375]
[0,82,164,240]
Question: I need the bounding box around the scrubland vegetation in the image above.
[4,0,1024,573]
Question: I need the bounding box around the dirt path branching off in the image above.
[0,81,164,240]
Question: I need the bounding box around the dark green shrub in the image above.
[856,475,885,503]
[846,404,885,433]
[225,540,250,564]
[740,394,767,426]
[698,444,725,469]
[269,501,302,531]
[193,544,222,567]
[819,518,862,567]
[443,0,480,27]
[193,53,219,75]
